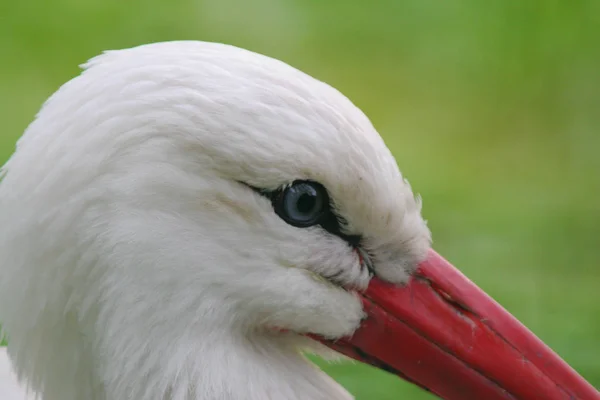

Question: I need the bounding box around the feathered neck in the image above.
[102,330,353,400]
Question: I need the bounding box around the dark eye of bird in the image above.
[245,179,361,246]
[274,181,329,227]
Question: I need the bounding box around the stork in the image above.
[0,41,597,400]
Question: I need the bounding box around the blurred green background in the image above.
[1,1,599,399]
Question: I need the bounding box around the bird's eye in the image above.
[274,181,330,227]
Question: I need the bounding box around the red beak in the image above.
[316,250,599,399]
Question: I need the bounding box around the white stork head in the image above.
[0,42,595,400]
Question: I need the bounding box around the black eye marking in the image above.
[245,180,361,247]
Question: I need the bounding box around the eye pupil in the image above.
[275,181,330,228]
[297,192,316,214]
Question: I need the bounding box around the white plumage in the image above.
[1,348,34,399]
[0,41,430,400]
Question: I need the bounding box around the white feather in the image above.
[0,41,430,400]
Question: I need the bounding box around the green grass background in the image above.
[1,1,599,399]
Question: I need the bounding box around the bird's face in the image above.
[0,41,595,400]
[50,42,430,340]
